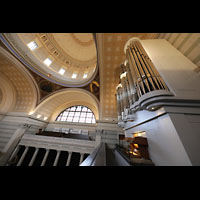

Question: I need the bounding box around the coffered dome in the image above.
[0,33,97,87]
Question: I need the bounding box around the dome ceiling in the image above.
[0,33,97,87]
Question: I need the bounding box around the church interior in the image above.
[0,33,200,166]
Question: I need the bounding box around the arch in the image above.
[30,88,100,122]
[0,73,17,113]
[56,105,96,124]
[0,46,40,114]
[0,33,98,88]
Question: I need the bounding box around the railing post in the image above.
[0,123,31,166]
[66,152,72,166]
[41,149,49,166]
[53,150,61,166]
[79,153,84,165]
[16,146,29,166]
[28,147,39,166]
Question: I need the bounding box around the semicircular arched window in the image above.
[56,105,96,124]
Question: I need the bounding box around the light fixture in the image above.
[37,114,41,118]
[28,111,34,115]
[59,68,65,75]
[27,41,38,51]
[43,58,52,66]
[83,73,88,79]
[44,117,48,120]
[72,73,77,79]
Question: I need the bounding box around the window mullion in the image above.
[56,105,96,124]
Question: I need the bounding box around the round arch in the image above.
[0,73,17,113]
[0,46,39,114]
[30,88,100,122]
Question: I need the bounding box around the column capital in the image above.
[124,37,140,54]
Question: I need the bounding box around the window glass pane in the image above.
[70,107,76,111]
[75,112,81,117]
[57,116,61,121]
[62,112,68,117]
[56,105,96,124]
[86,113,92,118]
[64,111,69,115]
[76,106,82,111]
[82,107,87,112]
[80,112,86,117]
[67,117,73,122]
[79,117,85,123]
[85,118,92,123]
[73,117,79,122]
[69,112,74,117]
[61,116,67,121]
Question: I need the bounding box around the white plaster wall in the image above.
[0,112,47,153]
[145,114,192,166]
[169,113,200,166]
[125,113,192,166]
[140,39,200,99]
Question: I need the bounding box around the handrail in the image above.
[80,143,106,166]
[19,134,96,154]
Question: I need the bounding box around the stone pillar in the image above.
[28,147,39,166]
[6,145,20,166]
[16,146,29,166]
[0,123,31,166]
[66,151,72,166]
[53,150,61,166]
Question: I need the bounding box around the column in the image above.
[1,123,31,165]
[53,150,61,166]
[6,145,20,166]
[79,153,84,165]
[16,146,29,166]
[41,149,49,166]
[3,124,31,153]
[66,151,72,166]
[28,147,39,166]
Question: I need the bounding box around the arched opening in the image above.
[31,88,100,122]
[56,105,96,124]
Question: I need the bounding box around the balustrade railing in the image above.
[6,134,97,166]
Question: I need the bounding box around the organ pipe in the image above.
[124,37,169,98]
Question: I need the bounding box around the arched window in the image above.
[56,105,96,124]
